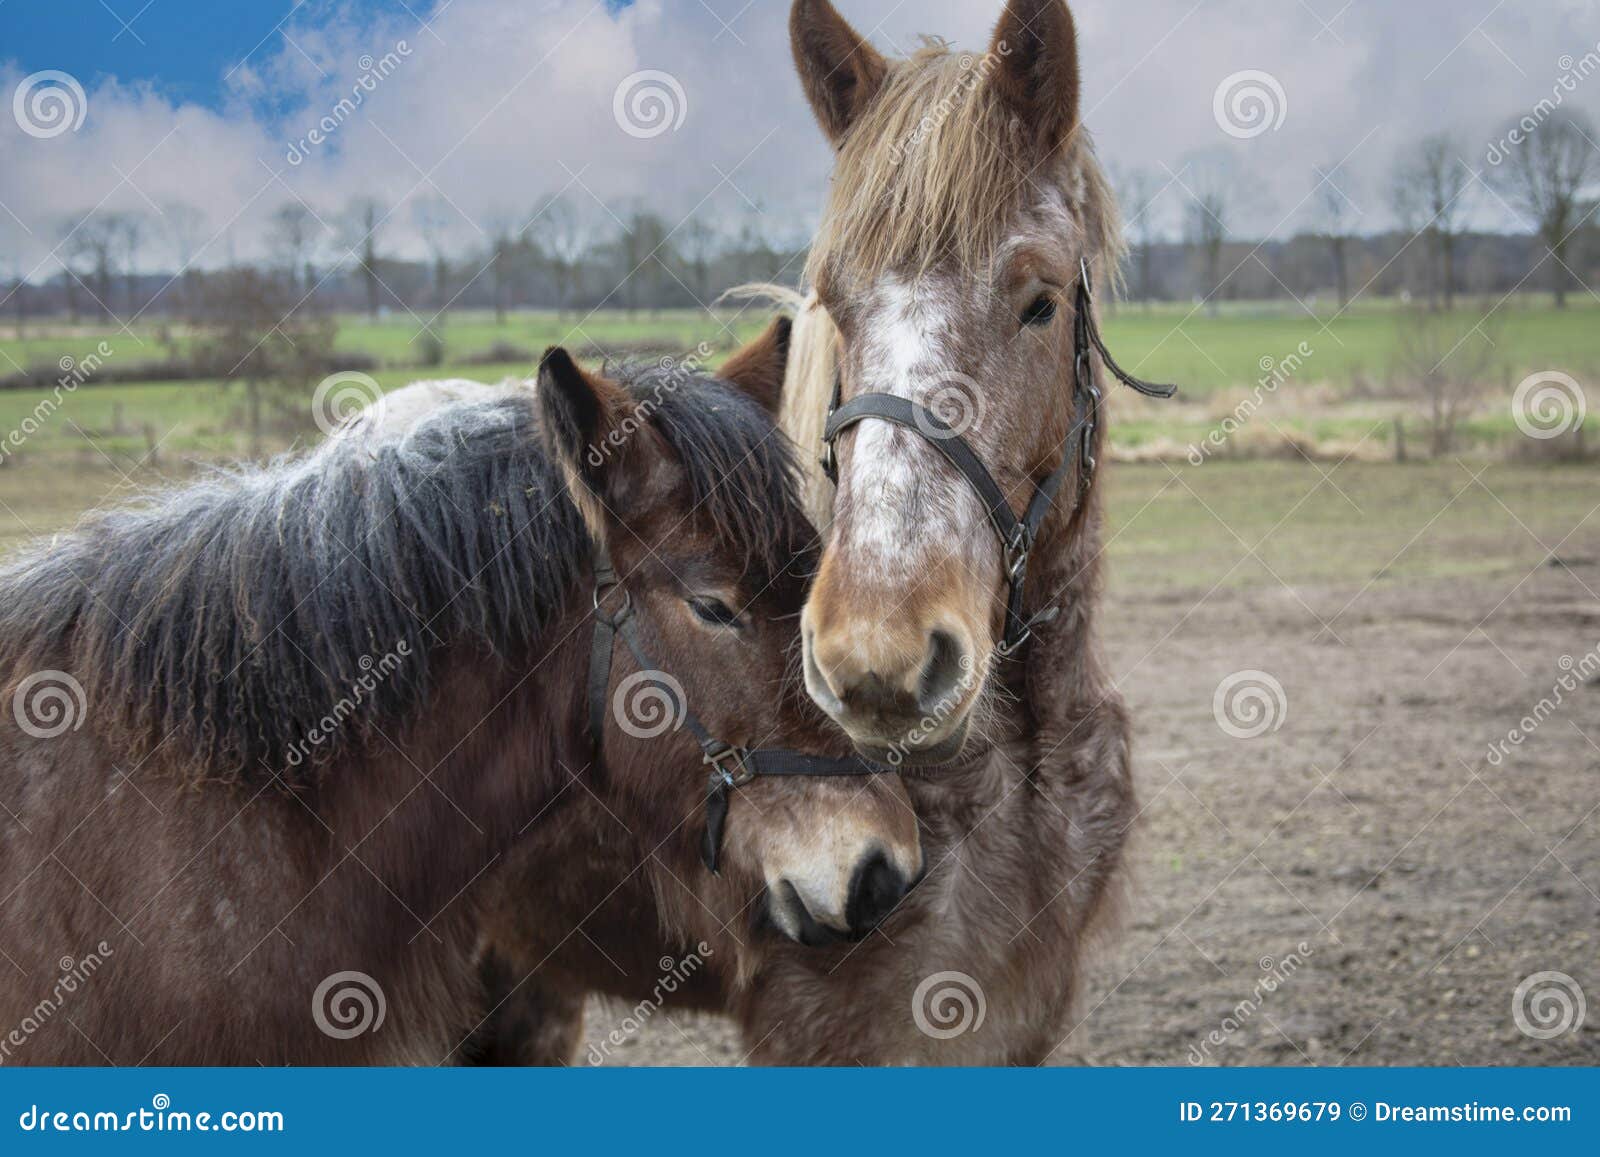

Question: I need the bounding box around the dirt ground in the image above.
[0,459,1591,1066]
[577,462,1600,1066]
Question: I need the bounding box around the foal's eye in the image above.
[1020,295,1058,327]
[688,597,743,629]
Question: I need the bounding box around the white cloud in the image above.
[2,0,1597,281]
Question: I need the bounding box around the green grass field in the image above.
[5,296,1597,397]
[0,297,1591,497]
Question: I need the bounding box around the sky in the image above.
[2,0,1598,280]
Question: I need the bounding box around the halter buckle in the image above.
[819,441,837,484]
[1079,384,1102,482]
[1005,526,1033,583]
[703,744,754,788]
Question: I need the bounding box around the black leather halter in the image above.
[820,262,1177,656]
[587,547,895,874]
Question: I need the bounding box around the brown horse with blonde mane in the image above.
[471,0,1167,1065]
[0,326,920,1065]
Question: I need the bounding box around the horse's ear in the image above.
[537,347,632,534]
[988,0,1080,158]
[790,0,888,147]
[717,315,792,415]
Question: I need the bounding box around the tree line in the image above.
[5,111,1597,330]
[1128,111,1599,313]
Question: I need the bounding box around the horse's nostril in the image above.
[845,850,910,937]
[802,627,847,713]
[917,629,969,714]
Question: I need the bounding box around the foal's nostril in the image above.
[916,629,969,715]
[845,850,911,937]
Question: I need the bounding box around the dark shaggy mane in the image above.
[610,359,809,579]
[0,369,807,786]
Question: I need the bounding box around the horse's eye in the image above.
[1020,295,1057,326]
[689,597,743,629]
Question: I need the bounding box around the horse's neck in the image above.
[997,485,1114,738]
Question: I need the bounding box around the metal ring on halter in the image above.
[591,583,632,625]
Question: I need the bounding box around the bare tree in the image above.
[58,213,121,320]
[196,269,337,458]
[3,224,25,338]
[160,201,207,320]
[1119,168,1165,308]
[733,205,779,285]
[1182,152,1236,316]
[678,213,722,308]
[412,197,457,311]
[268,203,323,298]
[340,198,387,319]
[1490,109,1599,309]
[1392,134,1471,310]
[484,215,517,325]
[529,194,597,317]
[115,212,148,317]
[1393,306,1501,456]
[1310,162,1359,309]
[611,207,674,316]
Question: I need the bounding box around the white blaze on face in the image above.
[835,274,990,580]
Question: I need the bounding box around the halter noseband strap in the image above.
[820,262,1176,656]
[588,546,895,874]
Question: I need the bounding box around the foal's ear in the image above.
[988,0,1081,157]
[537,347,633,530]
[717,315,792,415]
[790,0,888,147]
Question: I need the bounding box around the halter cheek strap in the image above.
[587,547,896,874]
[820,263,1176,656]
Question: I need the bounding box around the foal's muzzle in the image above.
[765,845,920,946]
